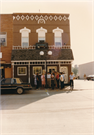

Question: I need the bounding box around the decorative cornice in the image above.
[13,15,69,23]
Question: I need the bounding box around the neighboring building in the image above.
[78,61,94,79]
[0,14,13,79]
[0,13,74,86]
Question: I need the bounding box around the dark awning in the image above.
[11,49,74,61]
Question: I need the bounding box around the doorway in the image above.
[47,66,57,73]
[60,66,68,83]
[0,67,4,79]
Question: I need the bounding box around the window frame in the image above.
[20,27,31,48]
[52,27,63,47]
[17,67,27,76]
[0,32,7,46]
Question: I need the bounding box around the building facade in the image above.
[0,13,74,86]
[0,14,13,79]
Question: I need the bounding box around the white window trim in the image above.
[36,27,47,42]
[17,67,27,76]
[0,32,7,46]
[20,27,31,33]
[52,27,63,33]
[20,27,31,47]
[33,66,42,75]
[52,27,63,47]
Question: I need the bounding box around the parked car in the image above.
[0,78,32,94]
[86,75,94,81]
[35,40,48,49]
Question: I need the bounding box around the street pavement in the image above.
[0,80,94,135]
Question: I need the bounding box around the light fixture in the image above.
[48,51,52,55]
[40,51,44,55]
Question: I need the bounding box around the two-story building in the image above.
[0,13,74,86]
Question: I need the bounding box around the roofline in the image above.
[0,13,70,16]
[13,13,69,15]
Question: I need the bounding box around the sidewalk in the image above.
[32,79,94,91]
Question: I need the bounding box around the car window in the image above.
[1,78,11,84]
[13,79,16,84]
[11,79,16,84]
[16,78,22,84]
[19,78,23,83]
[1,79,5,84]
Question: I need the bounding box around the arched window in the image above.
[20,27,31,48]
[36,27,47,42]
[53,27,63,47]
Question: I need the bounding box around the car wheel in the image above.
[17,88,23,94]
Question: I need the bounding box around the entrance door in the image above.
[60,66,68,83]
[47,66,57,74]
[5,68,11,78]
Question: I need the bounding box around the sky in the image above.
[0,0,94,66]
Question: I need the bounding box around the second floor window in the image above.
[55,37,62,47]
[36,27,47,42]
[20,27,31,48]
[53,27,63,47]
[22,37,28,48]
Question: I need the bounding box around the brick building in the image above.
[0,14,13,78]
[0,13,74,86]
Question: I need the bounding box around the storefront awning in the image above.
[11,49,74,61]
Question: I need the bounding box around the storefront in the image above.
[11,48,73,85]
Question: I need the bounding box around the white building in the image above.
[78,61,94,79]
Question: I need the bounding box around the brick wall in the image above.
[13,13,70,46]
[0,14,13,63]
